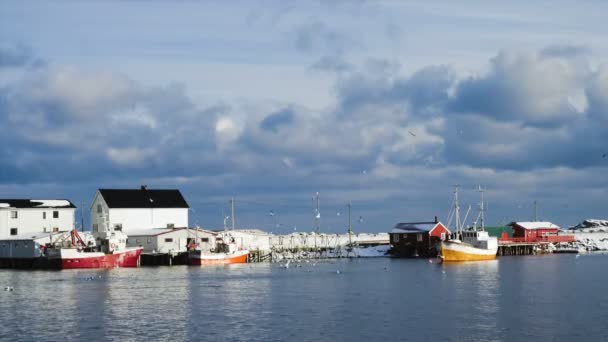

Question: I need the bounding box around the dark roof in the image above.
[391,221,450,234]
[0,199,76,208]
[98,189,189,209]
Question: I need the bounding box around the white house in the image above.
[90,187,189,234]
[0,199,76,239]
[126,228,216,254]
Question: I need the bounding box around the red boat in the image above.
[45,230,143,269]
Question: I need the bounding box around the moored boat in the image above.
[44,229,142,269]
[440,186,498,262]
[189,237,249,265]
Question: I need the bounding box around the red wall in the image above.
[513,225,559,241]
[430,223,450,238]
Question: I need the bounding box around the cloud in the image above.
[259,107,295,133]
[0,43,45,69]
[294,20,358,55]
[450,49,588,127]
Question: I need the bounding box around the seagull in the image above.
[408,130,416,137]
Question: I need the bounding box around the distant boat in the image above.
[440,186,498,262]
[189,236,249,265]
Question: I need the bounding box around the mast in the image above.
[454,185,461,234]
[533,200,538,222]
[478,185,486,231]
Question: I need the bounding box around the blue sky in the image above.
[1,0,607,232]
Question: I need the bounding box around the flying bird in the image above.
[408,130,416,137]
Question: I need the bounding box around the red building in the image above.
[389,218,450,257]
[507,221,561,242]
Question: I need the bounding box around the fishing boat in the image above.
[44,229,143,269]
[440,186,498,262]
[189,239,249,265]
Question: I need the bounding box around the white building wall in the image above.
[0,208,75,239]
[90,193,109,233]
[108,208,188,233]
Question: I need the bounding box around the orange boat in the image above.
[189,239,249,265]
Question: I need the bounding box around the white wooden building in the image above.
[90,187,189,234]
[126,228,217,254]
[0,199,76,239]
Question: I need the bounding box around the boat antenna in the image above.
[80,201,85,232]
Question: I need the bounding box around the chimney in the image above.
[434,216,438,223]
[140,185,147,190]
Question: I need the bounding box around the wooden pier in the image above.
[497,242,552,256]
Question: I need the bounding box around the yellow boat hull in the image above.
[441,242,497,262]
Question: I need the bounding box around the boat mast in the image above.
[454,185,461,234]
[478,185,485,231]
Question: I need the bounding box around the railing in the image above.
[499,234,576,244]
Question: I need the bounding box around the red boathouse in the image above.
[507,221,561,243]
[389,218,450,257]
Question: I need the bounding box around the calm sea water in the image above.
[1,254,607,342]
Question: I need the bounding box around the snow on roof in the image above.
[0,232,61,241]
[391,222,450,234]
[509,221,561,230]
[0,199,76,209]
[126,228,187,237]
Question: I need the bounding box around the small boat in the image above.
[440,186,498,262]
[44,229,143,269]
[189,238,249,265]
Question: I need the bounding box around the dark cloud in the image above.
[0,43,45,68]
[259,107,296,133]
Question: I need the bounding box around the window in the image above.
[201,238,209,243]
[417,234,423,242]
[92,224,98,233]
[394,234,399,242]
[43,212,47,219]
[167,223,175,229]
[10,211,18,219]
[97,204,102,213]
[113,224,122,232]
[136,239,141,243]
[147,237,152,244]
[10,228,18,236]
[53,211,59,218]
[165,238,173,243]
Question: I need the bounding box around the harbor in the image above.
[0,186,603,270]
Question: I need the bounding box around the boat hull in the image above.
[190,250,249,265]
[55,247,143,269]
[441,241,497,262]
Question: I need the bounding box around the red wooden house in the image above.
[389,218,450,257]
[507,221,560,242]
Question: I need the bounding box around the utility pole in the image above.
[80,201,85,232]
[347,201,353,245]
[230,197,235,230]
[315,192,320,234]
[533,200,538,222]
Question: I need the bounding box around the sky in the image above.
[1,0,607,232]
